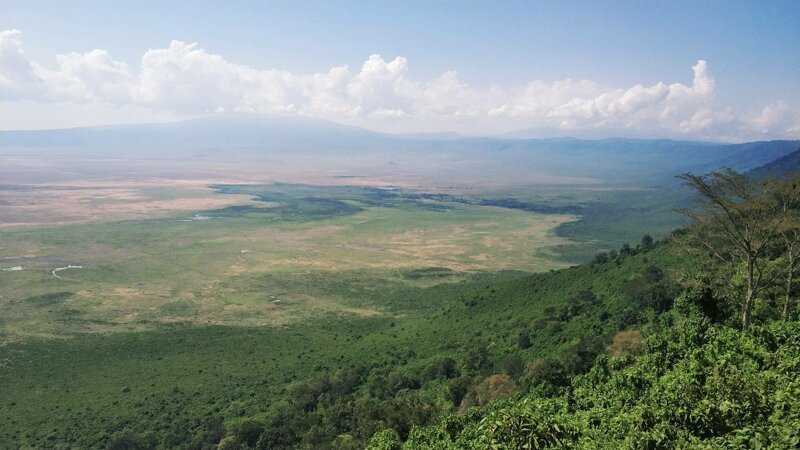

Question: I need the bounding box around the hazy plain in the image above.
[0,157,581,343]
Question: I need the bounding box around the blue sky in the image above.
[1,1,798,140]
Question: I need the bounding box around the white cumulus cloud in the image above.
[1,30,797,140]
[747,101,800,136]
[0,29,44,100]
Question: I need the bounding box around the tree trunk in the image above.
[785,246,794,319]
[743,256,755,330]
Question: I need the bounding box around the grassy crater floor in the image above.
[0,184,576,342]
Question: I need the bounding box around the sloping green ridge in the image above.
[382,317,800,449]
[370,253,800,449]
[748,148,800,179]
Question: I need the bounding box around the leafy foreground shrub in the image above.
[368,318,800,449]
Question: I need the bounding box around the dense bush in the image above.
[372,318,800,448]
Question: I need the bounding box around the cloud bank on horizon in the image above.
[1,29,797,141]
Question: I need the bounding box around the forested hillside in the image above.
[749,149,800,179]
[370,317,799,448]
[366,169,800,449]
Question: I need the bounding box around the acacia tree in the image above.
[774,174,800,318]
[677,169,800,329]
[779,227,800,318]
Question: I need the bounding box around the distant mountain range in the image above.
[748,149,800,179]
[1,115,797,184]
